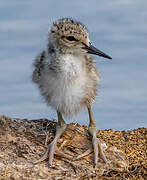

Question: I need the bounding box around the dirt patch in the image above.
[0,115,146,179]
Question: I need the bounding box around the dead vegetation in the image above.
[0,115,146,179]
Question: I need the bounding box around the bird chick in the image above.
[32,18,112,167]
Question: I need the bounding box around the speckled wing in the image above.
[84,55,99,80]
[32,51,46,84]
[83,55,99,105]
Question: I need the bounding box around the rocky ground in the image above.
[0,115,146,180]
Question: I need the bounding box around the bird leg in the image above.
[75,105,107,167]
[88,105,107,166]
[34,111,70,167]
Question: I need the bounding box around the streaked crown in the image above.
[49,18,90,50]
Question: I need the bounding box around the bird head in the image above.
[49,18,112,59]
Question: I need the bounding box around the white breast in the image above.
[41,54,87,118]
[60,54,83,79]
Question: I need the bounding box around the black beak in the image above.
[82,43,112,60]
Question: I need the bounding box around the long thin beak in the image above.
[82,44,112,59]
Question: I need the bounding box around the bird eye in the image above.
[65,36,77,41]
[61,36,78,42]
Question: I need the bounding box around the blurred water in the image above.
[0,0,147,130]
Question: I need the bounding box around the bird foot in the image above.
[75,137,107,167]
[33,141,72,167]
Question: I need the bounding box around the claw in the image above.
[33,148,49,164]
[33,141,57,166]
[74,137,107,167]
[48,141,56,166]
[97,138,107,163]
[93,137,98,166]
[33,142,72,167]
[74,148,93,160]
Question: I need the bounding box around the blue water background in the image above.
[0,0,147,130]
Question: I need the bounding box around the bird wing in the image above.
[32,51,46,84]
[84,55,99,79]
